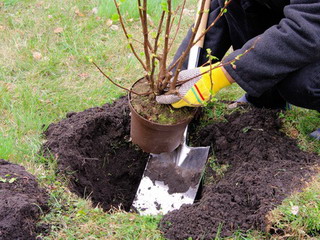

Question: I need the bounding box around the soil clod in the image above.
[0,159,49,240]
[160,108,320,239]
[42,99,320,239]
[42,97,149,211]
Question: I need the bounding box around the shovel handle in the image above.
[187,0,211,69]
[194,0,211,48]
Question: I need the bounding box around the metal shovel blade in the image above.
[132,129,210,215]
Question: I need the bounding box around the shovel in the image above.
[132,0,211,215]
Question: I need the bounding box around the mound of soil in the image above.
[42,98,320,238]
[0,159,49,240]
[42,97,149,211]
[160,108,320,239]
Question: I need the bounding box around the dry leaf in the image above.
[183,8,195,16]
[75,9,85,17]
[68,55,76,61]
[106,19,113,27]
[92,7,98,14]
[78,73,90,78]
[54,27,64,34]
[32,51,42,60]
[0,25,5,31]
[35,1,44,7]
[110,25,119,31]
[0,81,16,91]
[291,206,299,215]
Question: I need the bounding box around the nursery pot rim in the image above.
[128,78,197,127]
[128,78,198,153]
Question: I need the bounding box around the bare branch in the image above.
[192,0,232,49]
[168,0,187,52]
[168,0,208,91]
[158,0,173,90]
[137,0,153,90]
[93,61,152,96]
[170,37,260,87]
[150,11,166,92]
[168,0,232,77]
[113,0,147,71]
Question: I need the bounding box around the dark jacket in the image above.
[219,0,320,96]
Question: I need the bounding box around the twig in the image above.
[158,0,173,90]
[168,0,232,74]
[113,0,147,71]
[168,0,187,52]
[166,37,260,89]
[150,11,165,93]
[138,0,152,89]
[169,0,208,91]
[192,0,232,50]
[92,61,152,96]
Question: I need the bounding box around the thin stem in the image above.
[138,0,152,89]
[169,37,260,88]
[169,0,207,91]
[113,0,147,71]
[158,0,172,90]
[193,0,232,50]
[168,0,232,75]
[150,11,165,93]
[92,61,151,96]
[168,0,187,52]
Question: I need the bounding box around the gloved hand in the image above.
[156,65,231,108]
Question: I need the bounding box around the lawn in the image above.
[0,0,320,239]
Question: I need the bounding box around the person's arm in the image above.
[223,0,320,97]
[170,0,232,72]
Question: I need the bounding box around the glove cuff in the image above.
[200,66,231,94]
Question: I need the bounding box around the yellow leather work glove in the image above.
[156,65,231,108]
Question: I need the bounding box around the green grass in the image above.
[1,0,320,239]
[98,0,179,20]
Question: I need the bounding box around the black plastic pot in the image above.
[128,80,194,154]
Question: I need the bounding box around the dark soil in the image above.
[42,97,149,211]
[145,155,202,194]
[160,107,320,239]
[0,159,49,240]
[42,98,320,239]
[130,78,195,124]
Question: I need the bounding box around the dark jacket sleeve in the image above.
[224,0,320,97]
[170,0,231,71]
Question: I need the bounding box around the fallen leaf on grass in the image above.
[183,8,195,16]
[110,25,119,31]
[106,19,113,27]
[75,9,85,17]
[0,25,5,31]
[32,51,42,60]
[54,27,64,34]
[35,1,44,7]
[288,128,299,138]
[78,73,90,78]
[0,81,16,91]
[92,7,98,14]
[291,205,299,215]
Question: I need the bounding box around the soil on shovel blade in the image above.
[0,159,49,240]
[42,97,149,211]
[160,107,320,239]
